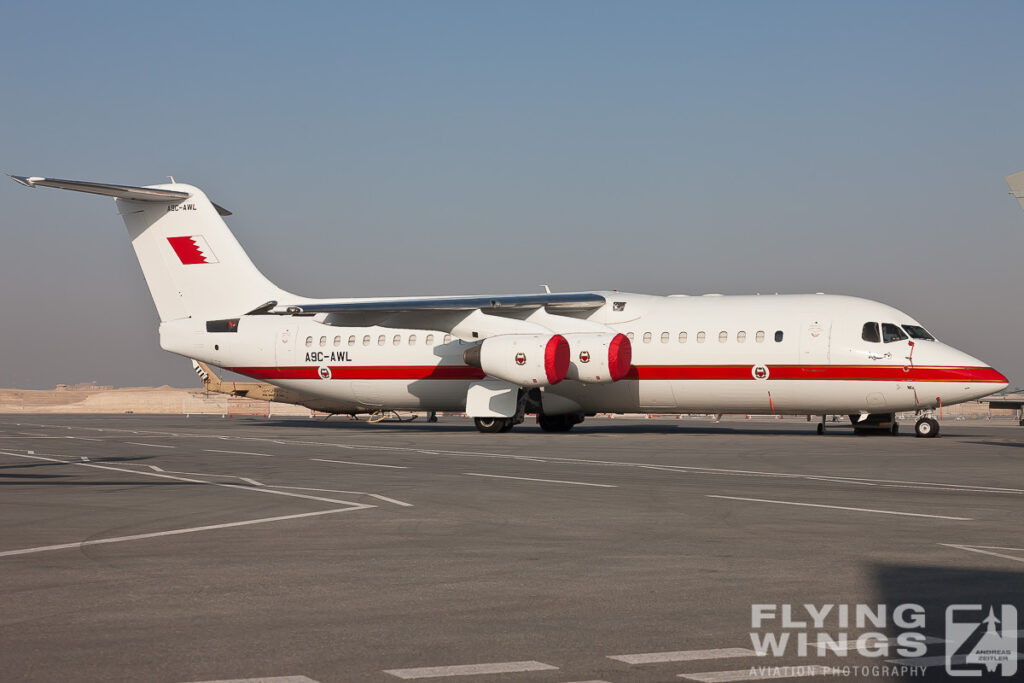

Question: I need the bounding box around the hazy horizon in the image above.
[3,2,1024,390]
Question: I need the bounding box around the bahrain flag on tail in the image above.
[167,235,219,265]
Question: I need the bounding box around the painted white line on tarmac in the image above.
[464,473,616,488]
[312,458,407,469]
[610,648,757,664]
[679,665,841,681]
[267,485,413,507]
[0,452,368,507]
[14,420,1021,494]
[940,543,1024,564]
[0,506,364,558]
[384,660,558,679]
[125,441,176,448]
[888,653,1024,668]
[204,449,275,457]
[807,635,944,654]
[182,677,320,683]
[707,495,972,520]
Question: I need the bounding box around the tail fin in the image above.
[9,175,289,322]
[1006,171,1024,214]
[192,359,214,388]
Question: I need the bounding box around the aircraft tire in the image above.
[816,423,825,435]
[475,417,512,433]
[538,413,577,432]
[891,422,899,435]
[914,417,939,438]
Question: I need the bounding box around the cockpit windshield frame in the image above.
[902,324,936,341]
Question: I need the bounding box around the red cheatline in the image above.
[227,363,1005,383]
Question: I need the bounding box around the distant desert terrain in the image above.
[0,385,311,415]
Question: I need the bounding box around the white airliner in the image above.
[10,175,1008,437]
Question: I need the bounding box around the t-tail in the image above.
[8,175,290,322]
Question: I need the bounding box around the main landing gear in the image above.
[537,412,584,433]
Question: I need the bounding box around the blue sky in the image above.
[3,2,1024,388]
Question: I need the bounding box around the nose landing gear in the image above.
[914,416,940,438]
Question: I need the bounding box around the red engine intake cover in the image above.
[544,335,571,385]
[607,333,632,381]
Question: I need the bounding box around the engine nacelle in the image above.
[562,332,632,383]
[463,334,570,387]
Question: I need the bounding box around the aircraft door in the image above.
[799,319,831,365]
[276,324,298,366]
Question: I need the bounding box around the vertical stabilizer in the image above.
[9,176,291,322]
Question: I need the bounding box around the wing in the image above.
[275,292,605,315]
[272,292,610,337]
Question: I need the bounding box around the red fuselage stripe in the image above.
[227,364,1007,383]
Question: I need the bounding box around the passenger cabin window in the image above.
[737,331,746,343]
[362,335,371,346]
[333,336,341,347]
[774,330,784,342]
[377,335,386,346]
[348,335,356,347]
[678,331,687,343]
[881,323,908,343]
[626,332,635,341]
[305,336,313,347]
[409,334,417,345]
[643,332,652,344]
[393,335,401,346]
[660,332,669,343]
[697,331,706,343]
[755,330,765,343]
[902,325,935,341]
[319,336,327,347]
[443,334,452,344]
[862,322,881,343]
[719,331,728,343]
[425,334,435,345]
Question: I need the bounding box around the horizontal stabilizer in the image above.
[8,175,232,215]
[9,175,189,201]
[278,292,606,315]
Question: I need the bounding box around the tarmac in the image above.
[0,415,1021,683]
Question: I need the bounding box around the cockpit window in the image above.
[861,322,881,343]
[902,325,935,341]
[881,323,908,343]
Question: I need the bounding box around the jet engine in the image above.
[463,334,570,387]
[562,332,632,383]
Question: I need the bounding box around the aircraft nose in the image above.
[988,366,1010,389]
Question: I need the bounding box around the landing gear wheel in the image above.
[474,417,512,433]
[891,422,899,435]
[538,413,578,433]
[914,417,939,438]
[816,423,825,435]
